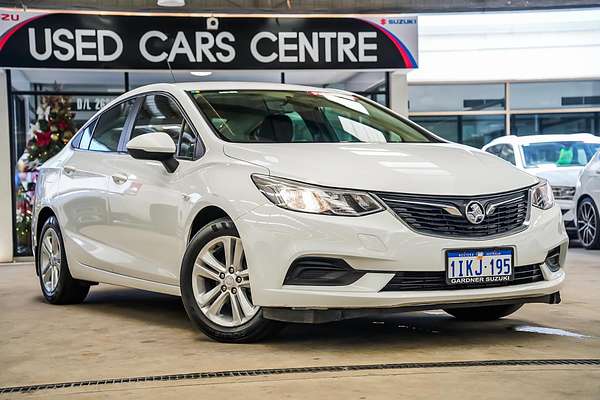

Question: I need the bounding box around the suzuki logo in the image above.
[465,201,485,225]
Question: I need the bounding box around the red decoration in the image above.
[35,130,52,147]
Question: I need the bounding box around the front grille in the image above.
[373,188,530,238]
[381,264,544,291]
[552,186,576,201]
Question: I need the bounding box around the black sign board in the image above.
[0,11,418,70]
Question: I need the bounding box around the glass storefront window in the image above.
[511,80,600,110]
[409,84,505,112]
[295,72,387,105]
[12,93,120,256]
[410,116,459,143]
[510,112,600,136]
[12,94,119,167]
[16,70,126,93]
[461,115,505,148]
[11,72,123,256]
[411,115,505,148]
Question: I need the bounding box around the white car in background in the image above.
[483,134,600,237]
[32,83,567,343]
[572,150,600,249]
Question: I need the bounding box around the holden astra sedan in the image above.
[33,83,567,342]
[483,134,600,237]
[572,150,600,249]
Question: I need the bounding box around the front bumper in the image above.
[236,202,568,309]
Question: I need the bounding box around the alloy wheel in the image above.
[578,201,598,247]
[191,236,259,328]
[40,228,62,294]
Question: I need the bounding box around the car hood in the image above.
[525,166,582,188]
[224,142,538,195]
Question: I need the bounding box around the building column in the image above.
[0,70,14,262]
[388,71,409,117]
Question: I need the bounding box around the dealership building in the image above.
[0,3,599,262]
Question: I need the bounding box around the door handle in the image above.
[111,173,128,185]
[63,165,77,175]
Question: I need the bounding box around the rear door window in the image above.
[499,144,516,165]
[76,120,96,150]
[485,144,502,156]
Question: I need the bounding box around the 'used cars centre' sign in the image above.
[0,11,418,70]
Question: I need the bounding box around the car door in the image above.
[104,93,200,285]
[582,151,600,200]
[58,98,138,272]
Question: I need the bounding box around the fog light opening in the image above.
[284,257,365,286]
[545,246,562,272]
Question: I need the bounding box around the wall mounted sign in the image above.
[0,10,418,70]
[71,96,115,112]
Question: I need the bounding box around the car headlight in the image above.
[251,175,383,216]
[530,179,555,210]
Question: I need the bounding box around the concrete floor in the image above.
[1,248,599,399]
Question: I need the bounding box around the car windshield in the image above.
[189,90,438,143]
[521,141,600,168]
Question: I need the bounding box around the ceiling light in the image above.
[157,0,185,7]
[190,71,212,76]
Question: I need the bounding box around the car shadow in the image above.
[74,286,193,331]
[272,313,531,347]
[53,286,569,349]
[569,239,583,249]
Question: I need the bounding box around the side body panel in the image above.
[574,152,600,225]
[39,149,269,287]
[51,149,113,271]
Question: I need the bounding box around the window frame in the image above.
[91,97,140,153]
[70,118,98,150]
[71,96,141,154]
[408,81,600,147]
[499,143,516,165]
[122,91,205,160]
[485,144,503,156]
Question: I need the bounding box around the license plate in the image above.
[446,248,514,286]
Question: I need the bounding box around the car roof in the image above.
[127,81,345,95]
[486,133,600,146]
[101,81,353,115]
[87,81,366,140]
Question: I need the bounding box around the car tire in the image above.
[180,217,282,343]
[577,197,600,250]
[443,304,523,321]
[37,216,90,304]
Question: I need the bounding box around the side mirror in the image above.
[127,132,179,173]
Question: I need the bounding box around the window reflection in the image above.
[410,115,505,148]
[511,112,600,136]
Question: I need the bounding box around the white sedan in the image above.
[572,151,600,249]
[483,134,600,237]
[33,82,567,342]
